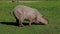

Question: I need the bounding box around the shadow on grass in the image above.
[0,22,45,26]
[0,22,18,26]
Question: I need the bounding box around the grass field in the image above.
[0,1,60,34]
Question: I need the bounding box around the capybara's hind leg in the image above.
[16,18,19,26]
[19,18,24,27]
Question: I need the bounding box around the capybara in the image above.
[13,5,48,27]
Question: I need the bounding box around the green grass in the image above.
[0,1,60,34]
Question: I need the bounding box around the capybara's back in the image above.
[13,5,39,21]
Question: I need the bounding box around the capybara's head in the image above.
[40,16,48,25]
[36,15,48,25]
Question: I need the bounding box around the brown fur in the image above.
[13,5,48,27]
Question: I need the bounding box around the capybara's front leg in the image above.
[29,20,33,26]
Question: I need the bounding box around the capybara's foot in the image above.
[19,25,24,27]
[29,25,31,27]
